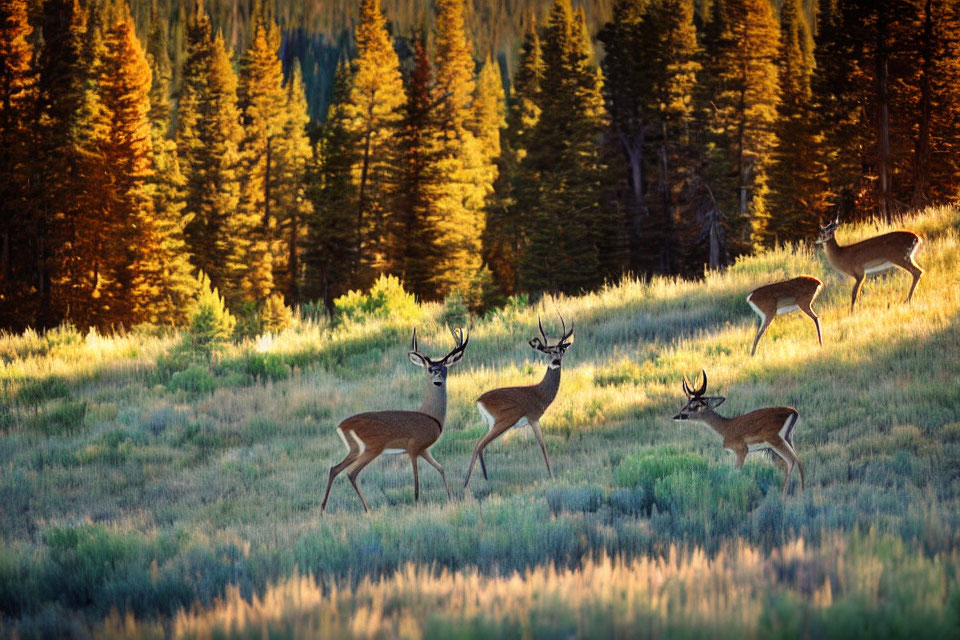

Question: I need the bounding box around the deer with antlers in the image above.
[673,371,804,495]
[746,276,823,356]
[320,327,468,513]
[463,312,574,488]
[816,218,924,311]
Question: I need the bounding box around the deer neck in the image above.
[822,237,847,272]
[536,362,562,407]
[696,408,731,439]
[418,380,447,428]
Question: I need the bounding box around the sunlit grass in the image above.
[1,206,959,637]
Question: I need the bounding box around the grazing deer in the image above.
[815,218,924,311]
[746,276,823,356]
[320,327,468,513]
[464,313,574,488]
[672,370,804,495]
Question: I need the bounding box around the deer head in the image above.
[673,370,726,421]
[815,217,840,245]
[528,311,575,367]
[408,326,469,387]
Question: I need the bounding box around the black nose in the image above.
[673,413,686,421]
[433,381,442,387]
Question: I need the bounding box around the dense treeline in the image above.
[2,0,959,331]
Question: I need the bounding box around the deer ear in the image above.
[709,397,726,408]
[561,332,574,348]
[408,352,429,368]
[529,338,543,350]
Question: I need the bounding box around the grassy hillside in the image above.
[1,207,959,638]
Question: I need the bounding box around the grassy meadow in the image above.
[2,207,960,638]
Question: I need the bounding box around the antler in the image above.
[557,310,574,344]
[694,369,707,396]
[537,314,548,344]
[682,370,708,397]
[411,328,420,354]
[441,325,469,364]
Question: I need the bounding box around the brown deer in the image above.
[320,327,468,513]
[672,371,804,495]
[815,218,924,311]
[464,313,574,488]
[746,276,823,356]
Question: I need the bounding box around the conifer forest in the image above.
[2,1,960,638]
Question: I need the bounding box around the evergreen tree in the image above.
[520,0,616,293]
[769,0,828,244]
[345,0,405,285]
[0,0,38,328]
[232,18,287,306]
[431,0,490,298]
[485,15,543,296]
[703,0,781,252]
[305,58,359,312]
[393,34,443,299]
[146,0,172,134]
[176,5,244,299]
[273,60,314,303]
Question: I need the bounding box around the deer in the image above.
[672,370,804,495]
[815,217,924,311]
[463,312,574,488]
[746,276,823,356]
[320,326,468,513]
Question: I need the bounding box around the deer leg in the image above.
[320,450,360,513]
[465,423,510,488]
[780,439,805,491]
[799,302,822,347]
[904,260,924,302]
[530,420,553,478]
[850,274,865,312]
[750,313,774,356]
[346,450,380,513]
[731,444,748,469]
[410,453,420,503]
[479,451,489,481]
[420,451,452,500]
[767,437,797,495]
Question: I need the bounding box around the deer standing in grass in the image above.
[320,327,468,513]
[464,313,574,488]
[746,276,823,356]
[672,371,804,495]
[815,218,924,311]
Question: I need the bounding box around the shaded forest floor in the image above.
[2,207,959,638]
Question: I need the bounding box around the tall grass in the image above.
[1,206,959,638]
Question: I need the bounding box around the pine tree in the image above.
[177,8,244,300]
[0,0,38,328]
[520,0,615,294]
[273,60,314,303]
[393,34,443,299]
[146,0,172,134]
[305,58,359,312]
[231,18,287,306]
[703,0,781,252]
[431,0,490,298]
[769,0,828,244]
[345,0,405,285]
[472,56,506,172]
[485,15,543,296]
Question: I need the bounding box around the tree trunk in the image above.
[912,0,932,208]
[876,7,892,224]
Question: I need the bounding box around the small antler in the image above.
[411,328,419,354]
[538,314,548,344]
[682,370,708,397]
[682,375,692,397]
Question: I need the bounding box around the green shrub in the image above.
[238,351,291,382]
[27,400,87,436]
[615,447,708,493]
[16,377,70,407]
[186,272,236,359]
[167,365,216,394]
[333,274,420,325]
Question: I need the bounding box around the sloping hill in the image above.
[1,207,958,638]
